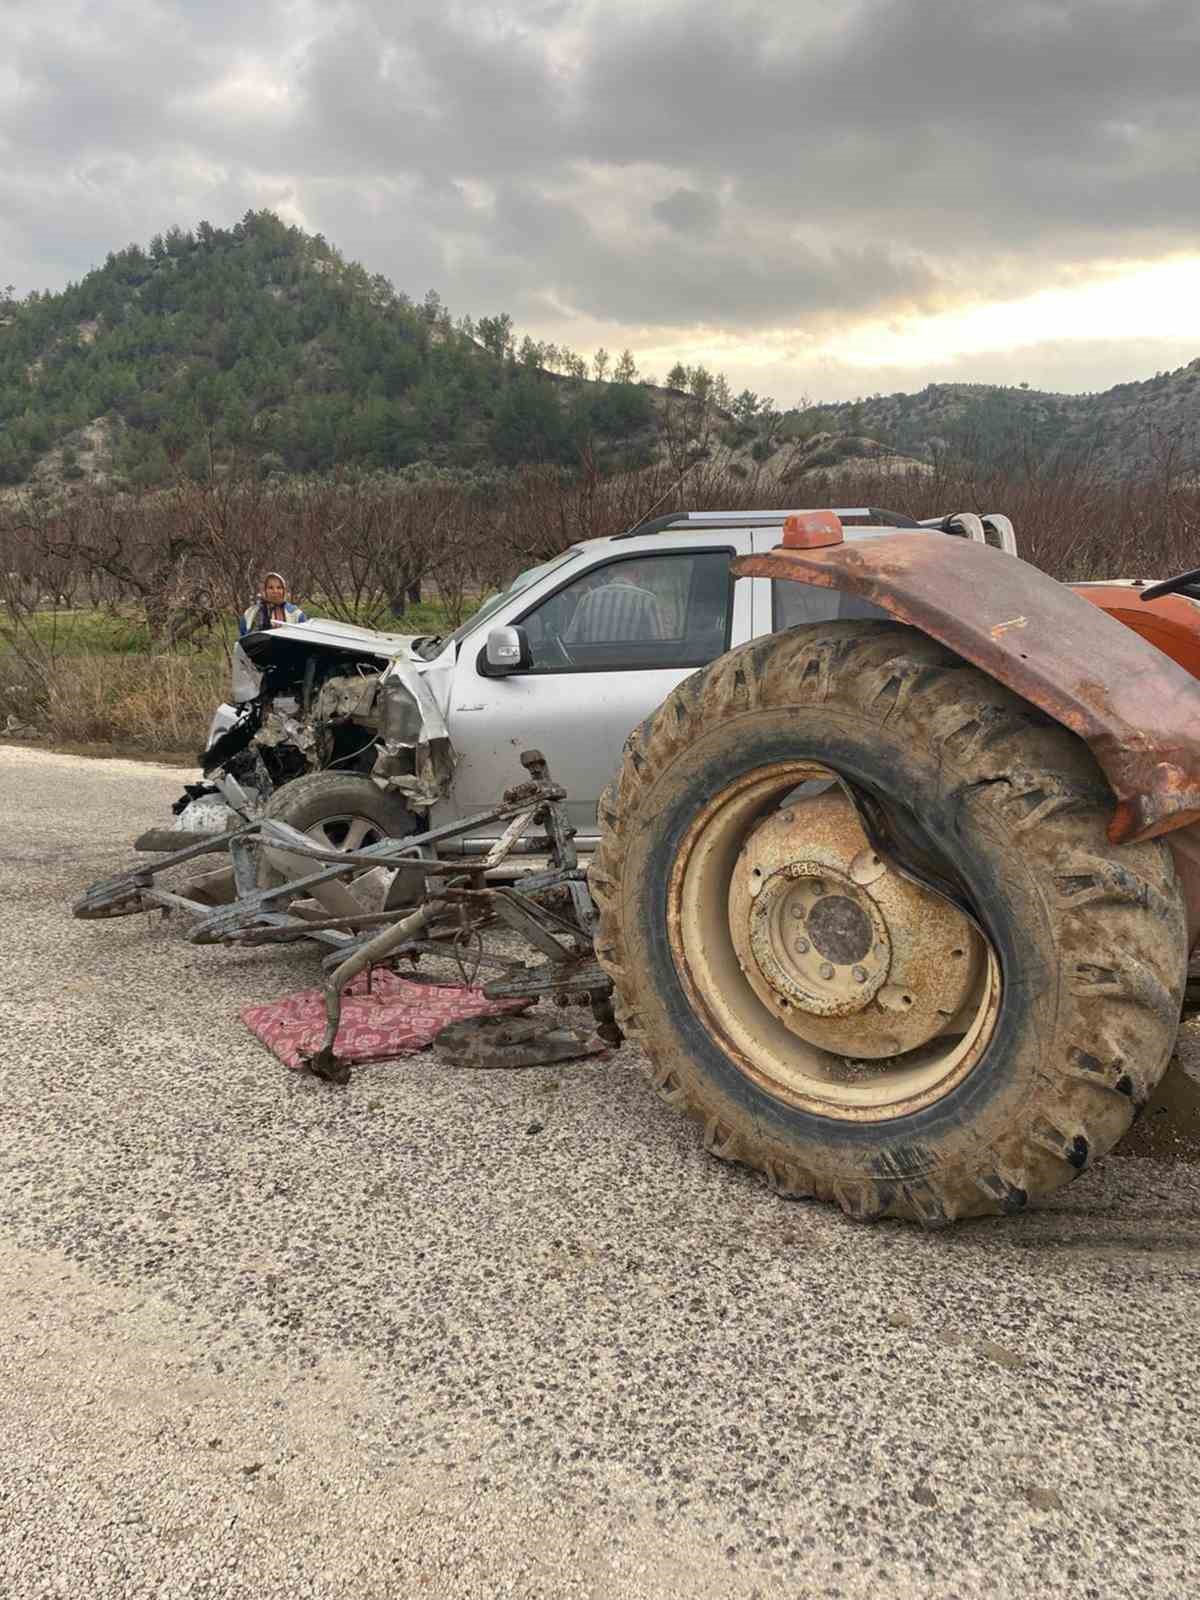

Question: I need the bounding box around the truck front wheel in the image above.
[256,772,417,896]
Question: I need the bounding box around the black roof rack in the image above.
[614,506,923,540]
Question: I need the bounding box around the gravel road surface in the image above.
[2,743,1200,1600]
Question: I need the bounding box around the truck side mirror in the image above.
[483,625,530,676]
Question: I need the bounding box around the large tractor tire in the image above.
[591,621,1188,1225]
[256,772,417,897]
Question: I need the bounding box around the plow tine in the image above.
[187,800,549,943]
[72,822,258,920]
[299,903,433,1083]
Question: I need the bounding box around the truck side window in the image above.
[520,551,734,673]
[772,581,889,631]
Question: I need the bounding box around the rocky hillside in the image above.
[794,363,1200,476]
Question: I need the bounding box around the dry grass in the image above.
[1,651,223,755]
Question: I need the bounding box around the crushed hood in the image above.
[240,616,425,667]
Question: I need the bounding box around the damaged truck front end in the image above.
[140,620,456,853]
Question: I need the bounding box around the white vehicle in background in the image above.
[144,507,1016,866]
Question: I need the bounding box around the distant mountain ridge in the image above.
[2,210,1196,489]
[795,363,1200,476]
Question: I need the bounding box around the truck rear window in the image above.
[772,581,889,632]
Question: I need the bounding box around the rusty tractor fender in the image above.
[734,529,1200,848]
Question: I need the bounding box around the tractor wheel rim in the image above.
[667,761,1001,1121]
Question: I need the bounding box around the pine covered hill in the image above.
[0,211,658,489]
[3,209,1198,489]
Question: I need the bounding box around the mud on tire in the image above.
[590,621,1188,1226]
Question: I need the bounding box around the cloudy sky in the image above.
[4,0,1200,404]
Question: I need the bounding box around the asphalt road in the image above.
[2,743,1200,1600]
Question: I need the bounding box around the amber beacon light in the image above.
[780,510,845,549]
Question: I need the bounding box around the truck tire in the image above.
[256,772,416,893]
[590,621,1187,1225]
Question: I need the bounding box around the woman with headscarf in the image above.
[239,572,308,636]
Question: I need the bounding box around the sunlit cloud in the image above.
[832,257,1200,371]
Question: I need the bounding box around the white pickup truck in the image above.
[151,506,1015,865]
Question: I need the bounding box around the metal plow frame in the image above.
[75,751,617,1083]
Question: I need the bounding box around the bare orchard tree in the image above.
[26,492,201,644]
[0,493,88,723]
[373,482,460,616]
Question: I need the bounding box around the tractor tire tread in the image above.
[592,621,1186,1225]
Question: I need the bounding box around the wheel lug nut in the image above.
[852,965,868,984]
[794,938,810,954]
[819,962,835,980]
[789,904,805,920]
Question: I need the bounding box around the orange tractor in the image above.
[592,514,1200,1224]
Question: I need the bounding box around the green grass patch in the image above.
[386,599,460,633]
[0,592,487,663]
[3,607,157,655]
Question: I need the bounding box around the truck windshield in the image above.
[411,548,583,659]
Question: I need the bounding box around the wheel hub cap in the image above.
[729,789,985,1059]
[748,864,891,1017]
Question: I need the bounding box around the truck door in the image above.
[436,544,753,843]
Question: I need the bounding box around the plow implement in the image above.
[74,750,618,1084]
